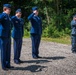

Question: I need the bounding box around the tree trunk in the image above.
[45,6,50,24]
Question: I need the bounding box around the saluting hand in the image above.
[33,10,38,16]
[33,10,37,14]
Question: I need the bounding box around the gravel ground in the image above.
[0,38,76,75]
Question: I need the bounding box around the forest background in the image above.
[0,0,75,44]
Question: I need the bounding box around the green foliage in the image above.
[42,26,49,37]
[24,22,30,37]
[42,36,71,45]
[24,29,30,37]
[0,0,74,38]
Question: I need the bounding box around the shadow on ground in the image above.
[22,59,51,64]
[11,65,47,72]
[10,56,65,72]
[42,56,66,60]
[21,56,65,64]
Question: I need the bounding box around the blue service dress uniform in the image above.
[0,39,1,64]
[71,19,76,53]
[28,13,42,58]
[11,16,24,62]
[0,12,11,69]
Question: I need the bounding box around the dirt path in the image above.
[0,38,76,75]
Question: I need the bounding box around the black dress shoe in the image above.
[72,51,76,53]
[37,56,42,58]
[18,59,24,63]
[7,66,14,69]
[2,67,8,71]
[14,60,20,64]
[33,56,38,59]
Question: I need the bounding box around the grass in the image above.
[23,35,71,45]
[24,36,30,38]
[42,36,71,45]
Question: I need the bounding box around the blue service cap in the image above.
[16,9,22,13]
[32,6,38,11]
[3,4,11,8]
[73,14,76,18]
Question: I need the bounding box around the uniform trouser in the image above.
[13,38,22,61]
[0,37,11,69]
[31,34,41,57]
[0,39,1,66]
[71,35,76,52]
